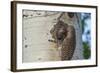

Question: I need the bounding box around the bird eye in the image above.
[68,12,74,18]
[57,37,62,40]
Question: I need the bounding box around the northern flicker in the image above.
[50,20,76,60]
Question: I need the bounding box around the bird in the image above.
[50,20,76,60]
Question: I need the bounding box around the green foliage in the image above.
[81,13,91,59]
[83,42,91,59]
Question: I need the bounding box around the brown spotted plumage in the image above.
[50,20,76,60]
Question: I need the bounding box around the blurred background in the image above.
[81,13,91,59]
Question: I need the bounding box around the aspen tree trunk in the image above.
[22,10,83,62]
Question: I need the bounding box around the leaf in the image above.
[83,42,91,59]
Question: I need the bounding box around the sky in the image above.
[82,14,91,46]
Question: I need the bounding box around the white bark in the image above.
[22,11,83,63]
